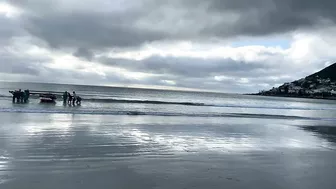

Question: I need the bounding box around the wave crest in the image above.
[0,107,333,121]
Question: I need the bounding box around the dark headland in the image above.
[251,63,336,100]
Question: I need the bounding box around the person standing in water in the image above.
[63,91,68,104]
[23,89,30,103]
[18,89,24,103]
[67,92,72,104]
[11,90,19,103]
[76,96,82,105]
[72,91,77,105]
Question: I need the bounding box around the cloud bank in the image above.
[1,0,336,92]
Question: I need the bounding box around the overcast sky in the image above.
[1,0,336,93]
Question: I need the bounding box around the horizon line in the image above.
[0,80,239,95]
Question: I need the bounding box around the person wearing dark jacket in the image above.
[10,90,17,103]
[72,91,77,105]
[76,96,82,105]
[63,91,68,104]
[67,92,72,104]
[18,89,24,103]
[23,89,30,103]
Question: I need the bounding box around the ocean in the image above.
[1,82,336,189]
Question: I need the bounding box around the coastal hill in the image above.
[306,62,336,81]
[256,63,336,98]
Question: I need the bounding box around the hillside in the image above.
[306,63,336,81]
[256,63,336,98]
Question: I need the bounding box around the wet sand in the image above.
[1,113,336,189]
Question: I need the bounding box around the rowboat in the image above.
[39,93,57,103]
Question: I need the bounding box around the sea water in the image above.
[1,82,336,120]
[0,82,336,189]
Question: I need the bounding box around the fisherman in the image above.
[23,89,30,103]
[10,90,17,103]
[76,96,82,105]
[18,89,24,103]
[72,91,77,105]
[63,91,68,104]
[67,92,72,104]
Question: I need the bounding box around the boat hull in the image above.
[40,98,56,103]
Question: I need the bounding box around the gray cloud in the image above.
[199,0,336,37]
[0,51,49,76]
[0,61,39,75]
[23,12,166,49]
[98,55,279,78]
[73,47,94,61]
[0,15,26,45]
[3,0,336,93]
[8,0,167,50]
[7,0,336,50]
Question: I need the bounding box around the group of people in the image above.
[10,89,30,103]
[63,91,82,105]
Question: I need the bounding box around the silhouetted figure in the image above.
[23,89,30,103]
[76,96,82,105]
[67,92,72,104]
[16,89,24,103]
[11,89,23,103]
[11,90,17,103]
[63,91,68,104]
[72,91,77,105]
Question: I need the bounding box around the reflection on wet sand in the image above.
[1,113,336,189]
[301,126,336,144]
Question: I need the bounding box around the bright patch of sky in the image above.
[230,37,290,49]
[0,2,21,17]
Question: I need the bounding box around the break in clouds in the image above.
[1,0,336,92]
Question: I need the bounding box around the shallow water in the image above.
[1,82,336,121]
[1,82,336,188]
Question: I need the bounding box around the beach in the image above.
[1,82,336,189]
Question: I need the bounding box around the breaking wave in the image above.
[0,94,11,98]
[2,95,336,111]
[84,98,205,106]
[83,98,336,111]
[0,107,334,121]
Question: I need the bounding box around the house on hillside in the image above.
[306,90,314,95]
[313,89,324,93]
[270,87,278,94]
[331,90,336,95]
[288,86,302,94]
